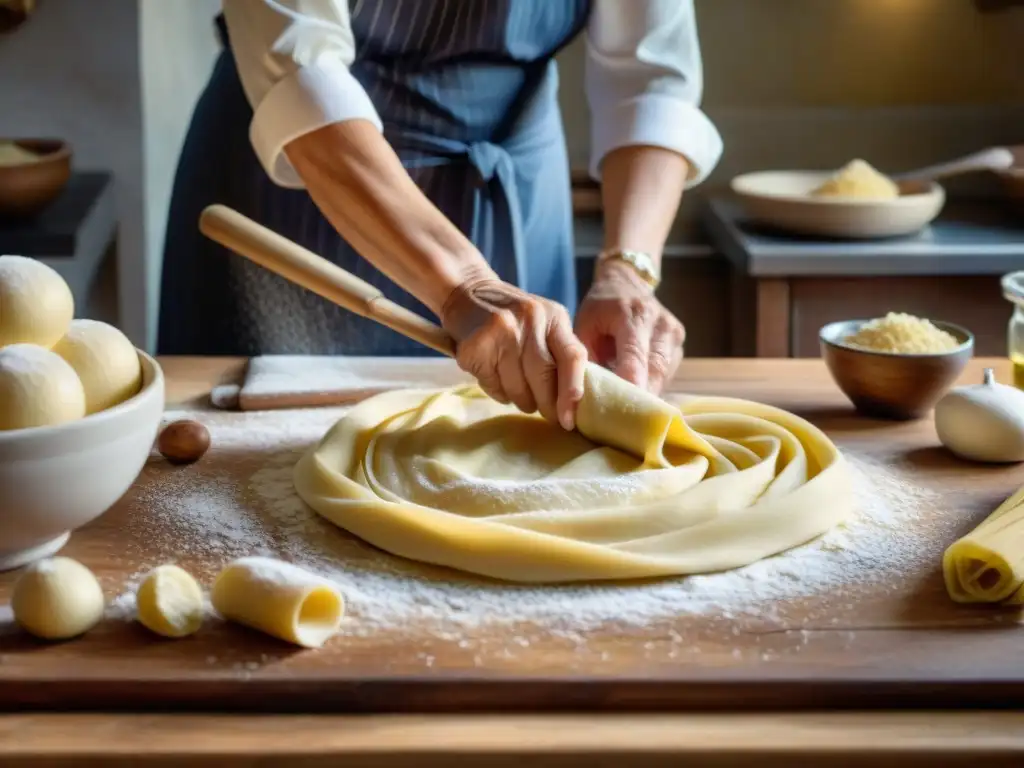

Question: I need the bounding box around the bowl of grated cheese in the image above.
[730,160,945,240]
[820,313,973,420]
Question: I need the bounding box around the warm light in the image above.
[863,0,933,12]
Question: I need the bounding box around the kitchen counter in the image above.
[3,356,1024,766]
[703,198,1022,358]
[705,198,1024,278]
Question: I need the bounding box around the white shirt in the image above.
[222,0,723,190]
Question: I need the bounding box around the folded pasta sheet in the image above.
[943,484,1024,604]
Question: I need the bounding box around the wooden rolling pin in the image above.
[198,204,457,357]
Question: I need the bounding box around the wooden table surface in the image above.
[4,356,1024,766]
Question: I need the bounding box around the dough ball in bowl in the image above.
[52,319,142,414]
[0,255,74,348]
[0,343,85,430]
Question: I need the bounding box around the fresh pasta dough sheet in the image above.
[294,363,852,584]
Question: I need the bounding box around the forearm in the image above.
[599,145,689,272]
[285,120,495,316]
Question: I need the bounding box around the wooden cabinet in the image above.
[706,198,1023,359]
[730,273,1008,358]
[576,200,1020,360]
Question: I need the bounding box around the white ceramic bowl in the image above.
[0,351,164,570]
[730,171,946,239]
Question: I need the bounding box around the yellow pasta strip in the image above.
[943,483,1024,604]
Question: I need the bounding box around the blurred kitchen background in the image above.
[2,0,1023,357]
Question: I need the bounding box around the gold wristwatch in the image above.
[596,249,661,289]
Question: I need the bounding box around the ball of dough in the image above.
[935,369,1024,463]
[811,159,900,200]
[51,319,142,414]
[136,564,205,638]
[11,557,105,640]
[0,343,86,431]
[0,255,74,348]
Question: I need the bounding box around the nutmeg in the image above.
[157,419,210,465]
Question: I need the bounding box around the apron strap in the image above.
[397,62,562,294]
[467,141,528,289]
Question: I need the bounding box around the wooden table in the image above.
[3,356,1024,766]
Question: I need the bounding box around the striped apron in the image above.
[158,0,589,356]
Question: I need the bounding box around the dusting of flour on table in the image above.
[134,469,270,557]
[105,588,139,621]
[120,407,943,639]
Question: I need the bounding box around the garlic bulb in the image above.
[935,368,1024,463]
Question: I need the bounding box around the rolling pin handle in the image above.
[198,204,457,357]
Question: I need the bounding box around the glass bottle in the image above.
[1001,271,1024,389]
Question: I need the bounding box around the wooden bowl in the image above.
[730,171,945,239]
[819,319,974,420]
[0,138,71,219]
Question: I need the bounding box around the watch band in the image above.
[596,249,661,288]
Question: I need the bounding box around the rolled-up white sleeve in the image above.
[584,0,722,186]
[222,0,382,188]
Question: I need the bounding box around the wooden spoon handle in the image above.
[892,147,1015,183]
[198,204,457,357]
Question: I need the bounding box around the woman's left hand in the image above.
[574,260,685,394]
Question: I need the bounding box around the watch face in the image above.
[626,253,657,283]
[600,250,659,286]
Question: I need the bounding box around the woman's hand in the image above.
[441,276,588,430]
[574,261,685,394]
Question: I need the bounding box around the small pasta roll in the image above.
[136,564,205,638]
[210,557,344,648]
[943,483,1024,604]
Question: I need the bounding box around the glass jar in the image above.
[1002,271,1024,389]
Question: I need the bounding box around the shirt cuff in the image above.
[249,59,383,189]
[589,94,723,187]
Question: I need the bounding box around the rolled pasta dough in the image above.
[943,484,1024,604]
[136,564,205,638]
[294,363,851,583]
[211,557,344,648]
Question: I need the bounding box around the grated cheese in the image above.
[0,142,41,167]
[811,159,899,200]
[842,312,960,354]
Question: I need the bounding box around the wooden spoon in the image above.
[892,146,1021,185]
[198,204,457,356]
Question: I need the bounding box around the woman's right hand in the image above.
[441,276,588,431]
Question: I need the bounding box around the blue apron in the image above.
[158,0,589,356]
